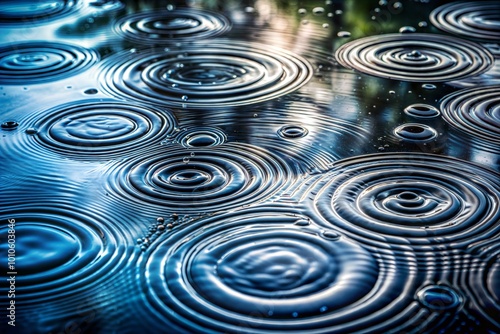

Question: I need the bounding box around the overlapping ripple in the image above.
[138,207,429,333]
[466,243,500,328]
[99,42,313,108]
[335,33,494,82]
[312,153,500,249]
[106,143,296,213]
[0,201,133,302]
[430,1,500,41]
[0,41,98,84]
[115,9,231,44]
[440,85,499,147]
[28,99,177,159]
[0,0,80,25]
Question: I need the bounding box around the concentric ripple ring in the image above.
[0,0,80,25]
[31,99,177,159]
[115,9,231,44]
[313,153,500,249]
[430,1,500,41]
[99,42,313,108]
[0,202,131,301]
[440,85,500,146]
[106,143,295,213]
[0,41,98,84]
[335,33,494,82]
[138,208,423,333]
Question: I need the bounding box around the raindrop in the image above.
[1,120,18,130]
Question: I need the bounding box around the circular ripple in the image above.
[440,85,500,146]
[139,208,423,332]
[313,153,500,248]
[394,123,437,141]
[0,0,80,24]
[0,203,131,301]
[166,126,227,148]
[115,9,231,44]
[335,33,493,82]
[417,285,462,311]
[0,41,98,84]
[404,104,441,118]
[430,1,500,41]
[99,43,313,108]
[278,124,309,139]
[107,143,295,213]
[30,99,177,159]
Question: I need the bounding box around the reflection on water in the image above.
[0,0,499,333]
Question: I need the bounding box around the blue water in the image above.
[0,1,499,333]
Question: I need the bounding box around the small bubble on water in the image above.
[313,7,325,15]
[298,8,307,15]
[393,2,402,9]
[181,95,189,101]
[157,217,164,223]
[335,9,343,15]
[389,90,395,94]
[25,127,38,135]
[422,83,436,90]
[244,6,255,13]
[183,157,190,163]
[418,21,427,27]
[190,152,195,157]
[253,113,258,117]
[337,31,351,38]
[399,26,416,33]
[84,88,98,95]
[320,306,328,312]
[292,312,298,318]
[322,23,329,28]
[1,121,18,130]
[301,19,309,25]
[322,230,340,240]
[166,4,174,10]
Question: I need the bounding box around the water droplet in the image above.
[1,120,18,130]
[312,7,325,15]
[399,26,416,33]
[322,230,340,240]
[181,95,189,101]
[182,157,190,163]
[418,21,427,28]
[298,8,307,15]
[25,127,38,135]
[337,31,351,38]
[417,285,461,310]
[322,23,329,29]
[335,9,343,15]
[84,88,98,95]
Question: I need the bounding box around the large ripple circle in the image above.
[115,9,231,44]
[31,99,177,159]
[430,1,500,41]
[335,33,493,82]
[99,43,312,108]
[313,153,500,248]
[0,203,130,301]
[440,85,500,147]
[0,41,98,84]
[0,0,80,24]
[139,208,422,332]
[106,143,295,213]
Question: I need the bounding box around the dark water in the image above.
[0,1,499,333]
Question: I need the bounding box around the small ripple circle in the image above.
[335,33,493,82]
[0,0,80,25]
[394,123,437,141]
